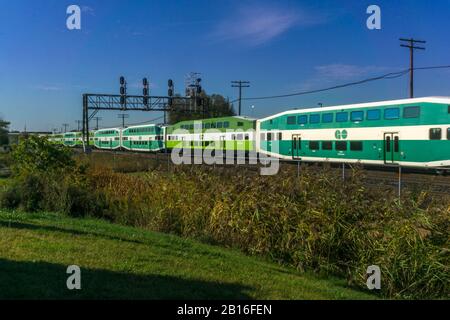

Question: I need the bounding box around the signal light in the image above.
[168,79,173,88]
[120,87,126,95]
[143,78,148,86]
[120,76,125,85]
[168,88,173,97]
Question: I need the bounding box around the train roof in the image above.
[123,123,161,129]
[258,96,450,122]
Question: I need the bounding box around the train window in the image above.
[322,141,333,150]
[322,113,333,123]
[350,141,363,151]
[384,108,400,120]
[309,141,320,150]
[287,116,296,125]
[217,122,223,128]
[335,141,347,151]
[237,122,244,127]
[245,134,250,140]
[278,133,282,140]
[429,128,442,140]
[367,109,381,120]
[210,123,216,128]
[260,133,265,141]
[267,133,272,141]
[237,134,243,140]
[448,106,450,114]
[336,112,348,122]
[350,111,364,122]
[298,115,308,124]
[189,124,194,130]
[205,123,211,129]
[310,114,320,124]
[224,122,230,128]
[403,106,420,118]
[447,128,450,140]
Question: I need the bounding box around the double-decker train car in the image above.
[165,116,256,156]
[48,133,65,145]
[121,124,165,152]
[257,97,450,168]
[93,128,121,150]
[63,132,83,147]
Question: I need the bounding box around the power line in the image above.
[231,65,450,102]
[400,38,426,98]
[231,81,250,115]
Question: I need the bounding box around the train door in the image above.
[292,134,301,159]
[384,133,400,164]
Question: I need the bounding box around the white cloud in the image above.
[295,64,392,91]
[33,85,62,91]
[314,64,390,81]
[212,5,322,46]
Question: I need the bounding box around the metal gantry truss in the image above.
[82,93,207,148]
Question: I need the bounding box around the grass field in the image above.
[0,210,376,300]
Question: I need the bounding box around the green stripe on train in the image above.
[260,140,450,163]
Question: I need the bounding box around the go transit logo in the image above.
[335,130,348,140]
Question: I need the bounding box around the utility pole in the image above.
[117,114,129,128]
[231,81,250,116]
[75,120,82,131]
[92,117,102,130]
[400,38,426,98]
[62,123,69,133]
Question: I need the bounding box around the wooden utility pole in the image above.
[231,81,250,116]
[400,38,426,98]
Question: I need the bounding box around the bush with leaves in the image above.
[0,136,96,217]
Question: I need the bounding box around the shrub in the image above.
[82,165,449,299]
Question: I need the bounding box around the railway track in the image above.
[75,148,450,195]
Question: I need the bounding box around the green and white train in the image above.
[165,116,256,155]
[257,97,450,168]
[48,97,450,169]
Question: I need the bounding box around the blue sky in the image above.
[1,0,450,131]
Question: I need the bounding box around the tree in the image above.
[11,135,75,174]
[0,119,10,146]
[168,92,236,124]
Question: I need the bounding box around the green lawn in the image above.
[0,210,376,300]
